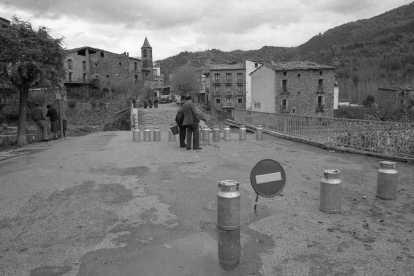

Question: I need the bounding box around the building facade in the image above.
[250,61,336,117]
[377,85,414,112]
[209,63,247,119]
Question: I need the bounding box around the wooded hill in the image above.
[158,2,414,104]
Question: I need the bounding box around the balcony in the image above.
[222,102,235,108]
[236,78,244,84]
[214,79,221,84]
[64,78,92,84]
[316,86,325,93]
[225,78,232,83]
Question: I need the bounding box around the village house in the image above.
[63,37,159,99]
[377,85,414,112]
[209,60,262,119]
[250,61,336,117]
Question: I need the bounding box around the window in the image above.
[82,61,86,71]
[106,75,110,82]
[226,73,232,80]
[67,59,73,70]
[134,62,137,70]
[226,85,232,92]
[318,79,324,91]
[237,98,243,104]
[215,85,220,92]
[237,85,243,92]
[144,50,147,57]
[100,51,105,57]
[255,63,258,68]
[283,72,287,76]
[292,108,296,114]
[282,80,288,92]
[68,72,72,81]
[215,73,220,80]
[150,50,152,57]
[134,75,138,83]
[298,74,301,77]
[215,98,221,104]
[119,62,122,67]
[317,96,324,106]
[320,71,323,75]
[226,97,232,104]
[282,99,287,111]
[83,73,87,82]
[237,73,243,79]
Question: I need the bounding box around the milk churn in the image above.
[239,125,246,140]
[376,161,398,200]
[217,180,240,230]
[213,125,220,140]
[256,125,263,140]
[218,228,240,270]
[223,125,231,140]
[202,127,209,141]
[143,126,151,141]
[168,129,175,141]
[153,125,161,141]
[133,128,140,142]
[319,169,342,214]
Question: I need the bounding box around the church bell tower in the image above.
[141,37,153,82]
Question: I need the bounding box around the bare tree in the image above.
[170,64,199,96]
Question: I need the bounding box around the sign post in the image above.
[247,159,297,223]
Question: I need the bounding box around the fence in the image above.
[234,109,414,160]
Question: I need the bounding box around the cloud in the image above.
[1,0,407,60]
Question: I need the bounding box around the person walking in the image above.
[182,95,202,150]
[46,103,59,140]
[31,103,50,141]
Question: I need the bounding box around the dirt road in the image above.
[0,125,413,275]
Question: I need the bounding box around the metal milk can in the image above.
[223,125,230,140]
[377,161,398,200]
[217,180,240,230]
[133,128,140,142]
[319,169,342,214]
[202,127,209,141]
[256,125,263,140]
[168,129,175,141]
[213,125,220,140]
[143,126,151,141]
[239,125,246,140]
[153,125,161,141]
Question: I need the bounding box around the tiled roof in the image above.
[266,60,335,71]
[210,63,246,70]
[378,85,414,91]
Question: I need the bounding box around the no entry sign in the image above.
[250,159,286,198]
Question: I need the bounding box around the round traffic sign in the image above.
[250,159,286,198]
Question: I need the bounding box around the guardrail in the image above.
[234,109,414,160]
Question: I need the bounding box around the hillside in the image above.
[159,2,414,104]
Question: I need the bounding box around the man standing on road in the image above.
[182,95,202,150]
[176,97,187,148]
[31,103,50,142]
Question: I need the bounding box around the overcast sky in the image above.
[0,0,410,61]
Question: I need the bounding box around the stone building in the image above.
[208,60,262,119]
[209,63,246,119]
[377,85,414,112]
[64,37,159,99]
[250,61,336,117]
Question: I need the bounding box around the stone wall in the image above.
[275,69,335,117]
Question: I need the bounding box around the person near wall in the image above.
[31,103,50,142]
[182,95,202,150]
[59,113,67,138]
[175,101,186,148]
[46,103,59,140]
